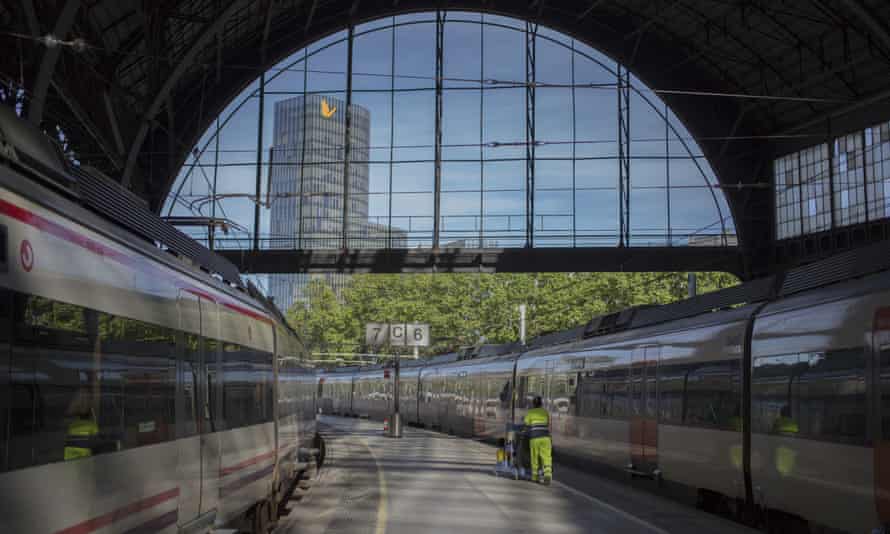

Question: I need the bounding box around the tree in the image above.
[285,271,740,359]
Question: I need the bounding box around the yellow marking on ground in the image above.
[363,439,388,534]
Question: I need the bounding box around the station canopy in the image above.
[2,1,889,277]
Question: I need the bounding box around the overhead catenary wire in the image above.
[72,132,828,159]
[0,29,854,105]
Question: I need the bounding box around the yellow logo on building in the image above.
[321,98,337,119]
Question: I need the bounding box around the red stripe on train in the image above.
[0,197,271,324]
[183,287,271,324]
[220,450,276,477]
[53,487,180,534]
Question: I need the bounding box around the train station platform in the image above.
[276,416,757,534]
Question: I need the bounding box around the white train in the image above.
[320,250,890,534]
[0,106,320,533]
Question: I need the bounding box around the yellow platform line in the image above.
[363,439,388,534]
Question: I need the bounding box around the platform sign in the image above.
[366,323,389,347]
[389,324,407,346]
[366,323,430,347]
[405,323,430,347]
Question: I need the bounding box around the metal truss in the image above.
[433,10,445,250]
[219,245,745,276]
[617,63,631,247]
[525,20,537,249]
[8,0,890,278]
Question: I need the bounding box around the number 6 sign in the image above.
[406,323,430,347]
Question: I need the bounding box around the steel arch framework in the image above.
[2,0,890,278]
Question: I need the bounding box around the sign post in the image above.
[365,322,430,438]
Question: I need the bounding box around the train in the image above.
[0,105,320,533]
[319,252,890,534]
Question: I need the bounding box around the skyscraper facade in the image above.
[268,95,406,312]
[268,95,369,311]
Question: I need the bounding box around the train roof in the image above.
[0,105,247,292]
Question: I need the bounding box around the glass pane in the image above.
[444,21,482,88]
[443,90,483,161]
[353,28,393,91]
[393,91,435,161]
[395,21,436,90]
[630,188,668,245]
[483,88,526,160]
[307,41,348,92]
[536,88,574,158]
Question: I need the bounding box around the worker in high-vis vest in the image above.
[523,396,552,485]
[64,414,99,461]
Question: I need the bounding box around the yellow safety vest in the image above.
[524,407,549,427]
[64,418,98,461]
[524,407,550,438]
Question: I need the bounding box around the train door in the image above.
[199,299,222,516]
[874,308,890,521]
[629,346,660,474]
[176,291,203,525]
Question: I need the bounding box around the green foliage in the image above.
[285,272,739,360]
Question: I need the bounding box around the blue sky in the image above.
[166,11,733,255]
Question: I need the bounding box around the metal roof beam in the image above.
[576,0,607,22]
[49,79,123,169]
[839,0,890,56]
[28,0,80,126]
[304,0,319,33]
[121,2,241,188]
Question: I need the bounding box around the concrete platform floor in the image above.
[277,416,757,534]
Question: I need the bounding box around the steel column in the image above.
[253,73,265,251]
[211,117,220,250]
[617,64,631,247]
[525,21,537,248]
[387,17,396,248]
[433,11,445,249]
[665,102,671,244]
[342,25,355,249]
[479,16,485,249]
[571,39,577,248]
[298,49,309,249]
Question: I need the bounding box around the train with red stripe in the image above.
[0,106,321,533]
[320,249,890,534]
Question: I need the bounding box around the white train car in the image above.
[0,106,318,534]
[320,250,890,533]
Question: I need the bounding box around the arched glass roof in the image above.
[163,11,735,250]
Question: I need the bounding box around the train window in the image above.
[658,360,741,429]
[753,355,802,435]
[498,379,511,410]
[798,349,866,444]
[606,370,630,418]
[684,361,741,430]
[222,343,273,429]
[103,317,175,448]
[549,373,575,415]
[576,368,629,419]
[577,374,607,418]
[658,366,686,425]
[754,350,865,444]
[8,293,179,470]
